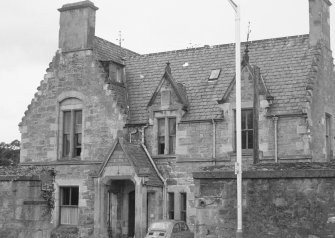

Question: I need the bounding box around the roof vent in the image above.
[208,69,221,81]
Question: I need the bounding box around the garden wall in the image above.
[0,166,54,238]
[193,163,335,238]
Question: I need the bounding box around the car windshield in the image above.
[149,221,171,231]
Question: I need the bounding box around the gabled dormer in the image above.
[147,62,188,111]
[147,63,189,156]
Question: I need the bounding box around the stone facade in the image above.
[18,0,335,237]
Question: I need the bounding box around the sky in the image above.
[0,0,334,143]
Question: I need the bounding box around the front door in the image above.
[128,191,135,237]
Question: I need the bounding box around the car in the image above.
[145,220,194,238]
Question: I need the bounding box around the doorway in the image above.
[128,191,135,237]
[107,180,135,238]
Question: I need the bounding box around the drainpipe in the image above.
[273,116,279,163]
[141,125,149,144]
[212,119,216,165]
[141,144,167,219]
[129,129,138,143]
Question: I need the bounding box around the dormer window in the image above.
[109,63,124,84]
[208,69,221,81]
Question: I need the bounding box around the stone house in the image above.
[18,0,334,237]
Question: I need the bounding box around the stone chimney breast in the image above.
[58,1,98,52]
[309,0,332,48]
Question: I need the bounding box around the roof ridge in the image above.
[94,36,140,56]
[127,34,309,59]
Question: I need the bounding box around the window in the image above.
[109,63,124,84]
[60,187,79,225]
[168,192,175,219]
[326,113,332,160]
[180,192,187,222]
[208,69,221,81]
[158,118,165,154]
[157,118,176,155]
[235,109,254,150]
[63,110,82,158]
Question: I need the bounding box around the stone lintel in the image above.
[193,169,335,179]
[58,1,98,12]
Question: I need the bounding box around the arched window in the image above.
[59,98,83,159]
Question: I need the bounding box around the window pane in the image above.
[109,64,116,82]
[63,134,70,157]
[75,134,82,157]
[168,193,174,219]
[75,111,82,131]
[63,111,71,133]
[242,131,247,149]
[169,118,176,135]
[158,119,165,136]
[180,193,187,222]
[116,68,122,83]
[158,118,165,155]
[169,136,176,154]
[248,131,253,149]
[71,187,79,205]
[62,187,71,205]
[247,110,253,129]
[241,111,246,130]
[158,136,165,154]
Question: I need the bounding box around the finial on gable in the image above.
[242,22,251,67]
[165,62,172,74]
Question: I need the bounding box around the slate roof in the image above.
[123,34,312,124]
[99,138,163,187]
[93,36,139,64]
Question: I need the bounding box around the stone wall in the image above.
[193,163,335,238]
[308,43,335,162]
[52,164,99,238]
[0,167,54,238]
[20,49,126,163]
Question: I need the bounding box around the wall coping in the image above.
[193,169,335,179]
[0,175,40,181]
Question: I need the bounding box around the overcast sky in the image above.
[0,0,334,143]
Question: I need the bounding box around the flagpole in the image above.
[227,0,243,237]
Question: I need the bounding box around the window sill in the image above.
[152,155,177,159]
[59,157,81,161]
[109,81,125,88]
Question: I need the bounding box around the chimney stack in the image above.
[58,1,98,52]
[309,0,332,49]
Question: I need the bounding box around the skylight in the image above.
[208,69,221,81]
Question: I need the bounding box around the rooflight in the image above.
[208,69,221,81]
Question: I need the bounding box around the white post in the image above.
[227,0,243,237]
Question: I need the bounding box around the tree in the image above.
[0,140,20,166]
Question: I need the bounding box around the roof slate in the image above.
[120,140,163,187]
[93,36,139,64]
[123,35,312,124]
[99,138,163,187]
